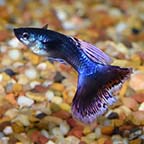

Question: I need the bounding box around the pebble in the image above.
[8,38,20,48]
[45,90,55,101]
[4,108,18,119]
[65,136,80,144]
[51,96,63,105]
[37,62,47,70]
[0,137,9,144]
[13,115,30,127]
[107,112,119,119]
[94,127,102,139]
[3,126,13,135]
[138,102,144,111]
[4,68,16,77]
[60,121,70,135]
[24,68,38,80]
[101,126,114,135]
[51,127,62,136]
[129,128,142,140]
[46,140,55,144]
[17,96,34,107]
[8,49,22,61]
[122,97,138,111]
[30,81,41,89]
[129,72,144,91]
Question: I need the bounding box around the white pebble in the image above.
[8,38,20,48]
[116,22,127,33]
[3,126,13,135]
[17,96,34,107]
[94,127,102,139]
[37,62,47,70]
[8,49,22,60]
[52,127,62,136]
[45,90,55,101]
[60,121,70,135]
[51,96,63,105]
[25,68,38,80]
[30,81,41,89]
[0,137,9,144]
[41,129,50,138]
[139,102,144,111]
[46,140,55,144]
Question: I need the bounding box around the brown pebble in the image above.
[30,130,48,144]
[101,126,114,135]
[67,118,84,128]
[68,127,84,138]
[52,110,71,120]
[104,138,113,144]
[129,138,142,144]
[32,85,48,93]
[132,93,144,103]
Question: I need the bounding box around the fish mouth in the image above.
[13,28,22,42]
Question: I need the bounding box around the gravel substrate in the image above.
[0,0,144,144]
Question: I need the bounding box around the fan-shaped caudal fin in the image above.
[71,65,132,124]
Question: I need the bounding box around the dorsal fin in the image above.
[72,37,113,65]
[42,24,48,29]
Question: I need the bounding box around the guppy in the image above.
[14,25,132,124]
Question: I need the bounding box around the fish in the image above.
[14,24,132,124]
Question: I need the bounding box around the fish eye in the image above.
[22,32,29,40]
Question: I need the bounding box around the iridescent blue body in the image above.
[14,25,132,123]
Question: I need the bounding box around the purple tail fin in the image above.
[72,65,132,124]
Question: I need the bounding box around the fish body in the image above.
[14,25,132,123]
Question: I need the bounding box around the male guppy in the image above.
[14,25,132,124]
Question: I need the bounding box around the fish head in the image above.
[14,27,49,56]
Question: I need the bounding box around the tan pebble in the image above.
[17,74,29,85]
[50,83,65,92]
[5,108,18,119]
[132,111,144,125]
[63,90,73,104]
[129,138,142,144]
[65,136,80,144]
[83,126,92,135]
[101,126,114,135]
[5,93,17,105]
[12,83,23,93]
[122,97,139,111]
[26,92,46,102]
[129,72,144,91]
[97,137,108,144]
[51,96,63,105]
[13,114,30,126]
[59,103,71,112]
[12,122,24,133]
[111,119,124,127]
[1,57,13,66]
[27,53,40,65]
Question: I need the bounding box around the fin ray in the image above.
[72,37,112,64]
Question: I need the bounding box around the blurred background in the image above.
[0,0,144,144]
